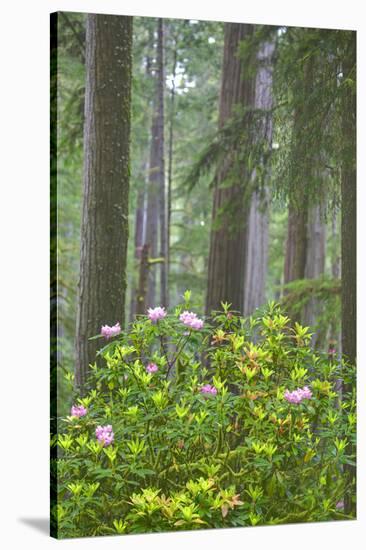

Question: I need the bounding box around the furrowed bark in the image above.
[206,23,255,315]
[340,32,356,516]
[243,39,275,316]
[75,14,132,389]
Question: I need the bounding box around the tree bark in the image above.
[303,203,326,344]
[340,32,356,516]
[145,20,166,308]
[75,14,132,389]
[206,23,255,315]
[284,200,308,285]
[145,119,159,307]
[284,56,316,289]
[341,34,356,369]
[157,19,168,308]
[167,36,178,298]
[243,40,274,316]
[244,191,269,315]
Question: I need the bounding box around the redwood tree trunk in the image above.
[145,111,159,308]
[341,34,356,369]
[146,20,166,309]
[157,19,168,308]
[340,32,356,516]
[75,14,132,389]
[303,203,326,344]
[244,191,269,315]
[284,200,308,285]
[167,38,177,296]
[284,57,316,288]
[243,39,274,316]
[206,23,255,315]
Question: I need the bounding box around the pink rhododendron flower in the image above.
[146,362,158,374]
[147,306,167,323]
[300,386,312,399]
[284,386,312,404]
[284,389,303,404]
[200,384,217,395]
[101,322,121,339]
[179,310,204,330]
[71,404,87,418]
[95,425,114,446]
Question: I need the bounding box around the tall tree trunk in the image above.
[244,192,269,315]
[340,32,356,516]
[157,19,168,308]
[329,209,341,351]
[145,20,166,309]
[284,200,308,284]
[130,44,153,320]
[284,56,316,289]
[303,203,326,344]
[75,14,132,389]
[243,40,274,316]
[145,112,159,307]
[304,205,326,282]
[206,23,255,315]
[341,34,356,369]
[167,36,178,297]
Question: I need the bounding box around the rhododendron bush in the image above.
[51,295,356,538]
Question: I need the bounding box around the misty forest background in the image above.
[52,13,356,417]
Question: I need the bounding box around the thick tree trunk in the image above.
[244,192,269,315]
[243,40,274,316]
[284,56,316,289]
[329,209,341,351]
[340,32,356,516]
[284,201,308,285]
[304,205,326,281]
[75,14,132,389]
[206,23,255,315]
[341,35,356,369]
[303,203,326,343]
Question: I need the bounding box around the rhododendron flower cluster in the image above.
[200,384,217,395]
[96,425,114,446]
[101,322,121,339]
[147,306,167,323]
[284,386,312,404]
[179,310,204,330]
[70,404,87,418]
[146,362,158,374]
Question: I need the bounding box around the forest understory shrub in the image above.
[51,294,356,538]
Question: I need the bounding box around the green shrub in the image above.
[51,296,356,538]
